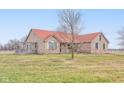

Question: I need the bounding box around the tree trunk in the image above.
[71,28,74,59]
[71,46,74,59]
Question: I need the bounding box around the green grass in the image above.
[0,54,124,82]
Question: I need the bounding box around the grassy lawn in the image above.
[0,54,124,83]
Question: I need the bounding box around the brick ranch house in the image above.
[16,29,109,54]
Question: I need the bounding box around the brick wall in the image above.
[26,31,45,54]
[77,42,91,53]
[91,33,108,53]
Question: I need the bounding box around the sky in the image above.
[0,9,124,48]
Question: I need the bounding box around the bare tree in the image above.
[0,43,3,50]
[1,35,27,51]
[3,39,19,50]
[58,9,83,59]
[118,27,124,48]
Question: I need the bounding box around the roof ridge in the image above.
[80,32,101,36]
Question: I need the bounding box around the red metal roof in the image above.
[32,29,102,43]
[78,32,100,42]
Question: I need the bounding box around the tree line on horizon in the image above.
[0,36,27,51]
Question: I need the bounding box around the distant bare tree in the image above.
[4,39,19,50]
[58,9,83,59]
[1,35,27,51]
[0,43,3,50]
[118,27,124,48]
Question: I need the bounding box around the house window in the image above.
[68,44,71,49]
[95,43,98,49]
[35,43,37,48]
[99,35,101,41]
[27,44,30,49]
[103,43,105,49]
[48,40,57,50]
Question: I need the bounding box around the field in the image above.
[0,54,124,83]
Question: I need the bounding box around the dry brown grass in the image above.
[0,54,124,82]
